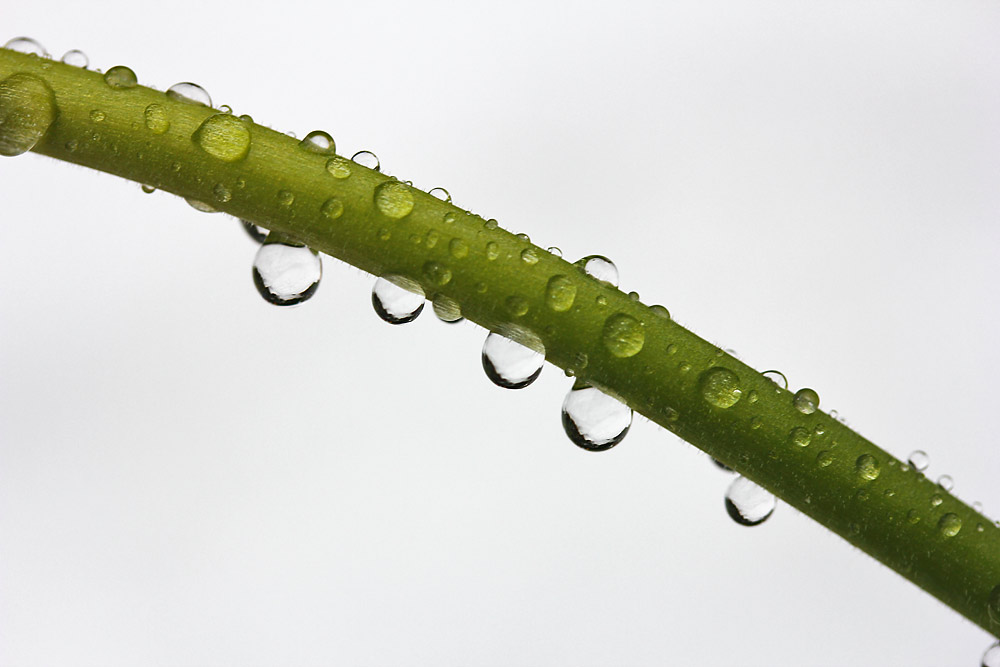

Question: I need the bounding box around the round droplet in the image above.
[432,296,463,323]
[547,246,562,257]
[372,277,424,325]
[575,255,618,286]
[545,275,577,312]
[930,493,944,508]
[89,109,106,122]
[141,184,156,194]
[793,388,820,414]
[448,238,469,259]
[561,385,632,452]
[505,295,529,318]
[185,198,217,213]
[725,476,776,526]
[521,247,540,265]
[375,181,414,219]
[982,643,1000,667]
[699,367,743,408]
[351,150,380,171]
[428,187,451,202]
[321,197,344,220]
[443,212,457,224]
[789,427,812,447]
[649,304,670,319]
[166,82,212,106]
[60,49,89,68]
[484,219,499,230]
[816,450,834,468]
[277,190,294,207]
[856,454,881,481]
[482,333,544,389]
[907,450,930,472]
[194,113,251,162]
[240,219,267,243]
[938,475,954,491]
[325,156,352,179]
[143,103,170,134]
[762,370,788,390]
[252,239,322,306]
[4,37,48,57]
[103,65,137,89]
[602,313,644,358]
[0,73,58,156]
[422,261,452,287]
[299,130,335,154]
[937,513,962,537]
[485,241,500,261]
[213,183,232,203]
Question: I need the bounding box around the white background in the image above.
[2,1,999,665]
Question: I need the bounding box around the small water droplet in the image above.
[602,313,644,358]
[907,509,921,524]
[762,370,788,390]
[443,212,457,224]
[351,150,380,171]
[321,197,344,220]
[185,198,217,213]
[422,261,452,287]
[64,139,78,152]
[0,73,58,156]
[448,238,469,259]
[374,181,414,219]
[372,277,424,324]
[749,416,763,429]
[482,333,544,389]
[143,103,170,134]
[4,37,48,57]
[545,275,577,312]
[252,237,322,306]
[505,295,529,318]
[276,189,294,207]
[89,109,106,122]
[747,390,759,404]
[595,295,608,307]
[521,247,540,265]
[575,255,618,286]
[299,130,336,154]
[194,113,251,162]
[856,454,881,481]
[561,384,632,451]
[547,246,562,257]
[166,82,212,106]
[240,219,268,243]
[793,388,819,414]
[816,450,834,467]
[213,183,232,203]
[937,475,954,491]
[425,230,440,248]
[930,493,944,508]
[103,65,137,89]
[938,512,962,537]
[485,241,500,261]
[649,304,670,319]
[982,642,1000,667]
[725,476,776,526]
[428,187,452,202]
[60,49,89,68]
[484,219,499,231]
[325,156,352,179]
[432,295,463,323]
[699,367,743,408]
[218,104,232,114]
[789,427,811,447]
[907,450,930,472]
[140,184,156,194]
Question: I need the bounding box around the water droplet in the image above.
[649,304,670,319]
[166,82,211,106]
[89,109,106,122]
[422,261,452,287]
[713,458,735,473]
[4,37,48,57]
[575,255,618,286]
[103,65,137,89]
[988,585,1000,626]
[930,493,944,508]
[299,130,335,154]
[0,73,58,156]
[789,427,811,447]
[816,450,834,467]
[907,509,921,524]
[194,113,251,162]
[982,642,1000,667]
[856,454,881,481]
[937,475,954,491]
[974,501,984,512]
[907,450,929,472]
[351,150,380,171]
[277,189,294,207]
[374,181,414,219]
[325,156,352,179]
[749,416,763,429]
[64,139,78,152]
[515,233,530,243]
[213,183,232,203]
[252,237,322,306]
[428,187,451,202]
[443,212,457,224]
[561,384,632,451]
[240,219,268,243]
[505,295,529,318]
[699,368,743,408]
[425,230,440,248]
[372,277,424,324]
[938,513,962,537]
[448,238,469,259]
[793,388,819,414]
[185,198,217,213]
[725,476,776,526]
[762,370,788,390]
[475,282,488,293]
[602,313,644,358]
[482,333,544,389]
[218,105,233,114]
[432,295,463,323]
[484,218,499,230]
[321,197,344,220]
[141,184,156,194]
[143,103,170,134]
[60,49,88,68]
[547,246,562,257]
[520,247,540,265]
[537,275,576,313]
[485,241,500,261]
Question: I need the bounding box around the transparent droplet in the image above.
[930,493,944,508]
[372,277,424,325]
[545,275,577,312]
[60,49,88,68]
[561,384,632,452]
[789,427,812,447]
[602,313,644,358]
[277,189,294,207]
[575,255,618,286]
[699,367,743,408]
[351,150,380,171]
[325,156,352,179]
[140,184,156,194]
[793,388,819,415]
[816,450,834,468]
[484,218,499,230]
[166,82,211,107]
[762,370,788,390]
[448,238,469,259]
[547,246,562,257]
[103,65,137,89]
[482,333,544,389]
[4,37,48,57]
[375,181,414,219]
[649,304,670,319]
[298,130,336,154]
[938,512,962,537]
[143,103,170,134]
[321,197,344,220]
[907,450,930,472]
[428,187,452,202]
[856,454,881,481]
[725,476,776,526]
[422,261,452,286]
[252,238,322,306]
[240,219,267,243]
[89,109,106,123]
[982,642,1000,667]
[194,113,251,162]
[185,198,217,213]
[937,475,954,491]
[485,241,500,261]
[505,295,529,317]
[432,295,463,323]
[0,73,58,156]
[213,183,232,203]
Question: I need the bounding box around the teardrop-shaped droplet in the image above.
[0,73,58,156]
[60,49,89,68]
[432,296,463,323]
[938,512,962,537]
[699,367,743,408]
[602,313,644,358]
[372,277,424,324]
[575,255,619,286]
[725,476,776,526]
[982,642,1000,667]
[140,184,156,194]
[166,81,212,107]
[4,37,48,57]
[194,113,251,162]
[240,219,267,243]
[103,65,137,89]
[762,369,788,390]
[252,238,322,306]
[482,333,544,389]
[299,130,336,154]
[907,450,930,472]
[561,384,632,451]
[793,387,820,414]
[375,181,414,219]
[351,150,380,171]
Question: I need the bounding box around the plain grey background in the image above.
[2,1,999,664]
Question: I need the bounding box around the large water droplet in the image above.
[299,130,336,154]
[351,150,380,171]
[432,296,463,323]
[856,454,881,481]
[103,65,137,89]
[762,370,788,390]
[428,187,452,202]
[521,247,540,265]
[240,219,268,243]
[602,313,644,358]
[482,333,544,389]
[545,274,577,312]
[4,37,48,57]
[907,450,930,472]
[448,238,469,259]
[982,642,1000,667]
[575,255,618,286]
[194,113,251,162]
[372,277,424,324]
[252,237,322,306]
[699,367,743,408]
[166,82,211,107]
[793,387,819,414]
[937,512,962,537]
[0,73,58,156]
[60,49,89,68]
[375,181,414,219]
[725,476,776,526]
[561,384,632,451]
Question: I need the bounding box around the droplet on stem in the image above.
[725,476,776,526]
[482,333,544,389]
[575,255,618,286]
[252,236,322,306]
[372,277,424,324]
[561,384,632,451]
[166,82,212,107]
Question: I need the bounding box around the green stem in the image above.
[3,47,998,637]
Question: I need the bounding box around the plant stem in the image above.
[3,47,998,638]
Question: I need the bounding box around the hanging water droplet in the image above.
[375,181,414,219]
[561,384,632,451]
[547,246,562,257]
[432,295,463,323]
[699,367,743,408]
[982,642,1000,667]
[194,113,251,162]
[725,476,776,526]
[712,458,735,473]
[602,313,644,358]
[143,103,170,134]
[545,275,577,312]
[937,513,962,537]
[240,219,268,243]
[140,184,156,194]
[103,65,137,89]
[325,156,352,179]
[575,255,618,286]
[185,198,217,213]
[762,370,788,390]
[907,450,930,472]
[937,475,954,491]
[298,130,336,154]
[428,187,452,202]
[4,37,48,57]
[793,388,820,414]
[60,49,89,68]
[482,333,544,389]
[252,237,322,306]
[856,454,881,481]
[0,73,58,156]
[372,277,424,325]
[166,82,212,106]
[351,150,380,171]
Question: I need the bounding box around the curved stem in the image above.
[2,47,998,637]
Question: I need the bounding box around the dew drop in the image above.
[443,212,457,224]
[907,509,921,524]
[602,313,644,358]
[166,82,211,106]
[482,333,544,389]
[789,427,812,448]
[855,454,881,481]
[561,384,632,451]
[185,198,217,213]
[89,109,106,122]
[699,367,743,408]
[983,642,1000,667]
[907,450,929,472]
[0,73,58,156]
[937,475,954,491]
[575,255,618,285]
[372,277,424,325]
[448,238,469,259]
[141,184,156,194]
[793,388,820,415]
[930,493,944,508]
[762,370,788,390]
[277,190,295,207]
[816,450,834,468]
[351,150,380,171]
[484,218,499,230]
[321,197,344,220]
[240,219,268,243]
[374,181,414,219]
[988,585,1000,626]
[103,65,137,89]
[485,241,500,261]
[212,183,232,203]
[934,512,962,538]
[649,304,670,319]
[252,237,322,306]
[725,476,776,526]
[521,247,540,265]
[60,49,89,68]
[299,130,335,154]
[422,261,452,287]
[325,156,352,179]
[428,187,452,202]
[432,295,463,323]
[505,295,529,318]
[4,37,48,57]
[194,113,251,162]
[544,274,577,312]
[143,103,170,134]
[547,246,562,257]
